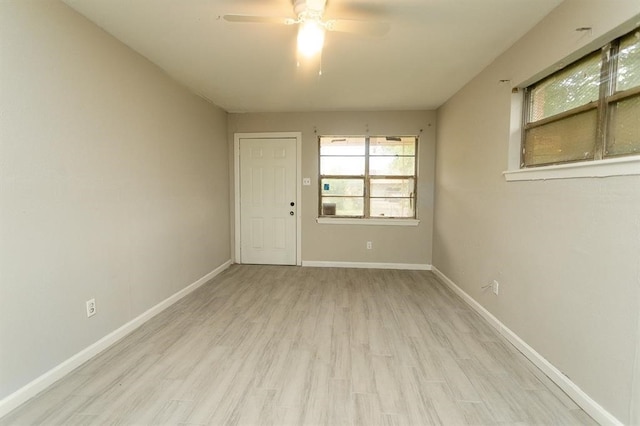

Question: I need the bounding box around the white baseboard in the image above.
[431,266,622,426]
[0,260,232,419]
[302,261,432,271]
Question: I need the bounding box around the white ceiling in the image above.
[62,0,563,113]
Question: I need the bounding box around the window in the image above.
[522,29,640,168]
[319,136,417,219]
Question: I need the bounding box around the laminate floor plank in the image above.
[1,265,596,425]
[150,399,193,425]
[457,400,499,425]
[435,349,482,403]
[422,380,470,425]
[396,365,442,425]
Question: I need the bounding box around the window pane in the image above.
[606,95,640,157]
[321,178,364,196]
[370,157,415,176]
[319,137,365,155]
[529,53,601,122]
[320,156,365,175]
[524,109,597,166]
[321,197,363,216]
[370,198,413,218]
[370,136,416,155]
[370,178,414,197]
[616,32,640,92]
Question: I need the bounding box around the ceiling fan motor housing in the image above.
[294,0,326,19]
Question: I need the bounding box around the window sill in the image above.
[503,155,640,181]
[316,218,420,226]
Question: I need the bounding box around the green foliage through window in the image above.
[523,29,640,167]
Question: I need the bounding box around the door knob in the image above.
[290,211,294,216]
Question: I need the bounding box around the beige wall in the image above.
[0,1,230,399]
[434,1,640,423]
[228,111,435,266]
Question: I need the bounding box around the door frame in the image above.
[234,132,302,266]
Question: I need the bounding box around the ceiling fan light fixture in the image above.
[297,19,325,57]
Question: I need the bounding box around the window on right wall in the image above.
[522,29,640,168]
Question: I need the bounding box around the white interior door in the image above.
[239,137,297,265]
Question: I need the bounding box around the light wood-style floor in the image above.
[2,265,597,425]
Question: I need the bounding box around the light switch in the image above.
[303,177,311,186]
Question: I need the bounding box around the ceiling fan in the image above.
[223,0,390,58]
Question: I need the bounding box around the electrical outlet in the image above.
[86,298,96,317]
[492,280,499,295]
[366,241,372,250]
[302,177,311,186]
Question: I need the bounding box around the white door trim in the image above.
[234,132,302,266]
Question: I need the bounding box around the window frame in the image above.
[318,135,418,220]
[521,29,640,168]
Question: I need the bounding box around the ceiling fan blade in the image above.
[223,14,294,25]
[326,1,388,20]
[325,19,390,37]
